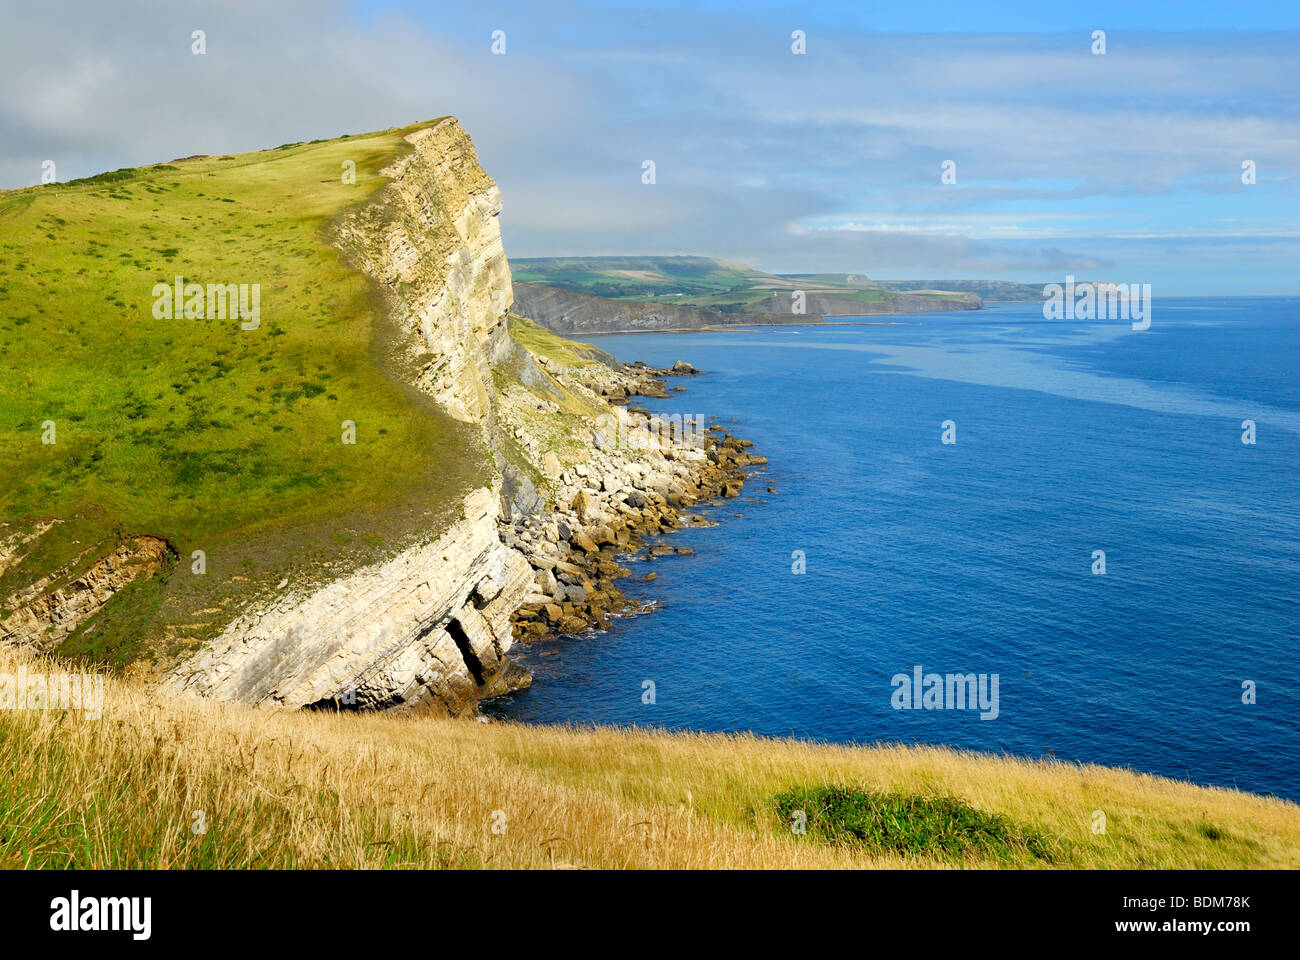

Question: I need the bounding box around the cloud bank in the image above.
[1,1,1295,292]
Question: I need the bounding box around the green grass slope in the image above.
[0,123,489,667]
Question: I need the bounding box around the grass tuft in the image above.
[774,785,1055,863]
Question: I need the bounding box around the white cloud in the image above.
[0,1,1294,290]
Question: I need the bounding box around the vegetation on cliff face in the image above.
[2,644,1295,869]
[0,122,488,665]
[504,312,615,370]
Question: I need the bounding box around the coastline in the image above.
[496,357,766,674]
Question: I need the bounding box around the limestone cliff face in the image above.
[332,118,513,423]
[169,119,533,715]
[167,488,532,715]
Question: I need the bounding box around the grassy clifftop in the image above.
[0,122,488,667]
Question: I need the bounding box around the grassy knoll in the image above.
[0,123,488,665]
[2,644,1295,869]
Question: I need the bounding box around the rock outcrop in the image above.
[330,119,514,423]
[0,534,172,651]
[167,488,532,715]
[490,342,764,639]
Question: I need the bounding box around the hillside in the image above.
[509,256,984,333]
[876,278,1045,301]
[510,281,806,335]
[510,255,763,300]
[3,643,1296,868]
[0,121,498,667]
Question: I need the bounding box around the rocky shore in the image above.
[496,358,765,655]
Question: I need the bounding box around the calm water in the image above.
[492,298,1300,801]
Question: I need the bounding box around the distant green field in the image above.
[811,288,893,303]
[877,279,1044,301]
[0,123,488,665]
[510,256,995,312]
[510,255,766,300]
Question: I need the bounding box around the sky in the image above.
[2,1,1297,294]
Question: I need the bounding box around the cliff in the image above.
[153,119,763,714]
[330,120,514,424]
[1,118,763,717]
[164,119,537,714]
[167,486,534,713]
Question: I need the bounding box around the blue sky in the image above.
[3,1,1297,293]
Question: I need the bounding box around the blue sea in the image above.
[492,297,1300,801]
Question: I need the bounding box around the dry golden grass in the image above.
[1,645,1296,869]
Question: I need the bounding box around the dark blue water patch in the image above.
[490,298,1300,802]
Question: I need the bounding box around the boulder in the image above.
[572,489,600,523]
[553,560,584,578]
[557,615,588,635]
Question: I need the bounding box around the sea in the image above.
[490,297,1300,802]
